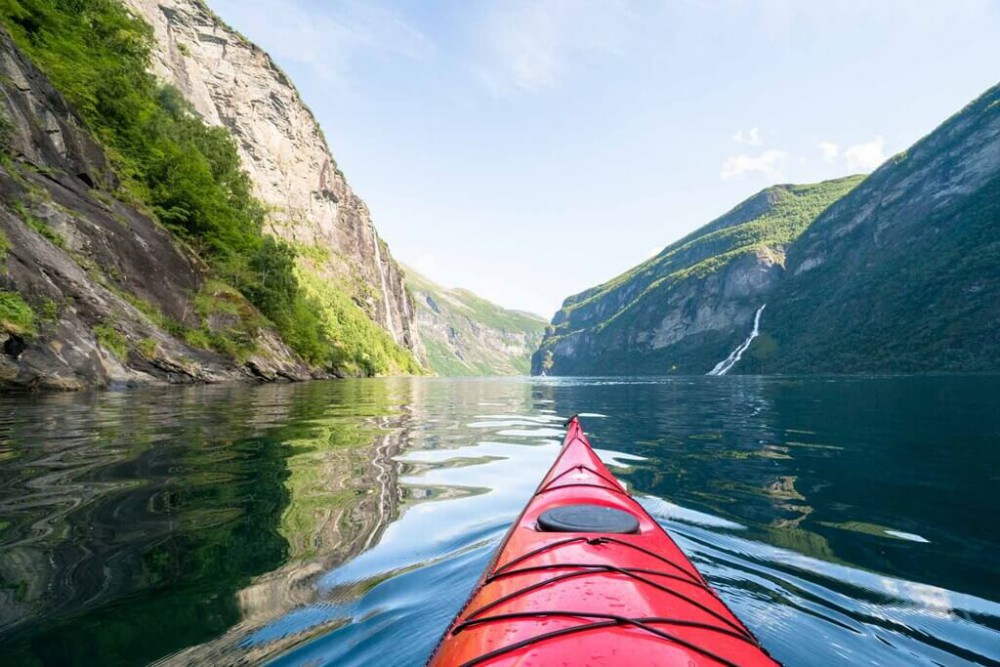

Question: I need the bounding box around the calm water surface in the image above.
[0,376,997,666]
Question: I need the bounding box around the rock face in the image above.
[533,177,863,375]
[121,0,418,354]
[0,30,313,389]
[536,83,1000,376]
[405,266,546,375]
[742,83,1000,373]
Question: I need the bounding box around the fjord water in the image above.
[0,377,997,666]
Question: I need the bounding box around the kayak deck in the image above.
[427,417,777,667]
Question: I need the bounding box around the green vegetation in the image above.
[541,349,554,374]
[538,176,864,374]
[187,279,263,361]
[737,83,1000,374]
[38,297,58,321]
[540,83,1000,376]
[0,0,419,376]
[748,174,1000,374]
[0,104,12,147]
[137,337,157,359]
[403,265,546,376]
[560,176,864,322]
[297,270,421,376]
[12,200,65,247]
[0,290,35,334]
[93,323,127,358]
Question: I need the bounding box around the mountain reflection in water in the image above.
[0,376,997,666]
[0,381,407,665]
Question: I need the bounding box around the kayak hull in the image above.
[427,417,777,667]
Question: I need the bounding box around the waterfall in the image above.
[371,223,397,343]
[707,304,766,376]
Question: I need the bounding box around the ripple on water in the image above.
[1,377,997,667]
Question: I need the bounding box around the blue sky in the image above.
[211,0,1000,318]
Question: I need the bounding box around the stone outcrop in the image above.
[404,265,546,375]
[121,0,419,354]
[0,30,313,389]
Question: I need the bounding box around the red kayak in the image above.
[427,416,778,666]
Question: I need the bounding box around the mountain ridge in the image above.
[533,82,1000,376]
[404,265,546,376]
[738,82,1000,374]
[0,0,422,388]
[121,0,421,359]
[533,175,865,375]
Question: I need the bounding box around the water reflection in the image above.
[0,381,410,665]
[0,376,997,666]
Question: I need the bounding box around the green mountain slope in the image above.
[0,0,420,385]
[405,267,546,375]
[740,83,1000,374]
[532,176,864,375]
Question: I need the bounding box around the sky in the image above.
[211,0,1000,318]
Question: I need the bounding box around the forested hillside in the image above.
[532,177,863,375]
[740,84,1000,373]
[0,0,420,387]
[534,82,999,376]
[405,266,545,375]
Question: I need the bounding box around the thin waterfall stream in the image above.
[371,223,397,343]
[707,304,766,376]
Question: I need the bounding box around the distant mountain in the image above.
[742,83,1000,374]
[534,82,1000,376]
[405,267,546,375]
[532,176,864,375]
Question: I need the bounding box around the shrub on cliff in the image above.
[0,0,415,375]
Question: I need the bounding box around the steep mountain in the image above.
[120,0,420,360]
[532,176,864,375]
[0,0,421,388]
[0,28,310,389]
[740,83,1000,374]
[404,266,546,375]
[534,83,1000,377]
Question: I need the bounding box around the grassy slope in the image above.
[0,0,419,376]
[404,266,546,375]
[538,176,865,372]
[743,85,1000,374]
[563,177,863,318]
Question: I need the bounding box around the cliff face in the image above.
[533,177,863,375]
[0,30,311,389]
[121,0,418,354]
[404,266,546,375]
[741,83,1000,373]
[535,83,1000,377]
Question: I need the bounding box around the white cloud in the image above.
[818,141,839,163]
[475,0,636,94]
[721,149,788,181]
[844,136,888,172]
[732,127,764,146]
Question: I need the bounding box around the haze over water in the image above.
[0,376,997,665]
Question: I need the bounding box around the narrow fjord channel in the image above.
[0,376,997,666]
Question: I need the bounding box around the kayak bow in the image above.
[427,416,778,667]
